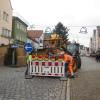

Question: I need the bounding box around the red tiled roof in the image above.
[27,30,43,39]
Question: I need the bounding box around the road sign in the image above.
[11,44,18,48]
[24,43,33,53]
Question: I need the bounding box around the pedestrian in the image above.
[98,53,100,62]
[96,51,100,62]
[64,50,75,78]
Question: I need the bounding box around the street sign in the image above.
[24,43,33,53]
[11,44,18,48]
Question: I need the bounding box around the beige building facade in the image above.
[0,0,12,45]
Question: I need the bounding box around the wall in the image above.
[0,46,8,66]
[16,47,26,66]
[0,46,26,67]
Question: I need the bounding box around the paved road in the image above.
[1,57,99,100]
[70,57,100,100]
[0,66,67,100]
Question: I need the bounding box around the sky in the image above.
[10,0,100,47]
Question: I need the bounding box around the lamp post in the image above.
[79,27,88,34]
[45,27,52,34]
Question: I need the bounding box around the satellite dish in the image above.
[79,27,88,34]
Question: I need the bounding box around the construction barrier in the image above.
[29,61,65,77]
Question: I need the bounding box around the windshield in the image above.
[67,44,79,54]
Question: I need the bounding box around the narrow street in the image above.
[0,57,100,100]
[70,56,100,100]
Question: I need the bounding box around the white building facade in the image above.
[27,30,44,50]
[90,26,100,53]
[32,33,44,50]
[96,26,100,51]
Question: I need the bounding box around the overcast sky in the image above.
[10,0,100,46]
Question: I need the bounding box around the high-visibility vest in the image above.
[26,55,32,63]
[64,54,73,64]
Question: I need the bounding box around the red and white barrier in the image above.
[29,61,65,77]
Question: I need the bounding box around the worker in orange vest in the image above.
[64,50,75,78]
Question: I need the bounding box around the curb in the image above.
[66,78,70,100]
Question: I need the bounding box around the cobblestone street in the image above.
[70,57,100,100]
[0,66,67,100]
[0,57,100,100]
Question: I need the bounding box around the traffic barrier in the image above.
[29,61,65,77]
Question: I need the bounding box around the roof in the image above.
[13,12,29,25]
[13,16,28,27]
[27,30,43,39]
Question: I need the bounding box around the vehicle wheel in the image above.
[73,60,77,72]
[77,56,81,69]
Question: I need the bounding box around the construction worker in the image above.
[64,50,75,78]
[25,52,32,76]
[26,53,32,63]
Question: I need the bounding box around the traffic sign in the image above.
[11,44,18,48]
[24,43,33,53]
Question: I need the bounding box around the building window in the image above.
[24,26,27,32]
[3,12,9,22]
[2,28,11,37]
[16,22,20,29]
[22,24,24,31]
[20,24,26,32]
[16,35,19,40]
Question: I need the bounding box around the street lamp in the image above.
[45,27,52,34]
[79,27,88,34]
